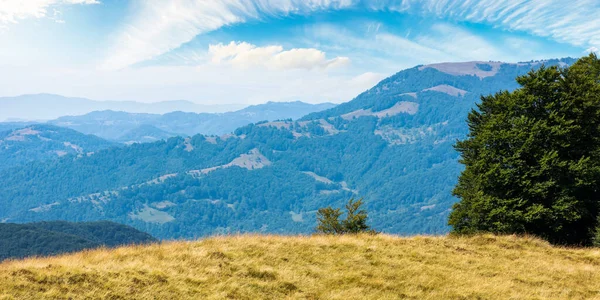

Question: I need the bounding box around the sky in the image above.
[0,0,598,105]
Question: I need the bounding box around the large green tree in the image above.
[449,54,600,245]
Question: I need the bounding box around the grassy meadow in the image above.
[1,234,600,299]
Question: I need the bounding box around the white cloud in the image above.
[102,0,356,70]
[0,0,98,24]
[586,47,599,53]
[208,41,349,70]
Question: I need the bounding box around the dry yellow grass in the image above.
[1,234,600,299]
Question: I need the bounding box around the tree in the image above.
[316,198,374,234]
[449,54,600,245]
[315,206,345,234]
[342,198,370,234]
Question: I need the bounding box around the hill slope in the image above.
[0,58,576,239]
[0,221,156,261]
[47,101,337,142]
[0,234,598,299]
[0,124,115,170]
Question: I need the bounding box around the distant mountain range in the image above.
[47,101,337,142]
[0,221,156,261]
[0,124,115,171]
[0,101,335,168]
[0,94,246,121]
[0,58,577,239]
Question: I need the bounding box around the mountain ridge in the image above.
[0,93,245,121]
[45,101,336,142]
[0,57,577,239]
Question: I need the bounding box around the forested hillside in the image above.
[0,59,576,239]
[0,124,115,170]
[0,221,156,261]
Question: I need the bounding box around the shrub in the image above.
[316,198,375,235]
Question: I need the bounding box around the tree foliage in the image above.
[315,206,345,234]
[316,198,373,234]
[449,54,600,245]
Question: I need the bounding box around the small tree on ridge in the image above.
[316,198,374,234]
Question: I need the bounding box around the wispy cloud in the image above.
[307,21,516,70]
[106,0,600,70]
[208,41,349,70]
[102,0,356,70]
[378,0,600,50]
[414,23,506,61]
[0,0,98,24]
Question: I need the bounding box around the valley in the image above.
[2,2,597,298]
[0,59,577,239]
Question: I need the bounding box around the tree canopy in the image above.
[449,54,600,245]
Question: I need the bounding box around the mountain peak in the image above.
[417,57,578,79]
[418,61,504,78]
[302,57,577,121]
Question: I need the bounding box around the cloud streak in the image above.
[0,0,98,24]
[307,21,526,72]
[379,0,600,50]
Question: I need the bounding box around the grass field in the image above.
[1,234,600,299]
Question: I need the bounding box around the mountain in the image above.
[0,221,156,261]
[47,101,337,142]
[0,94,245,121]
[238,101,337,121]
[1,234,598,299]
[116,124,179,144]
[0,124,115,171]
[0,122,37,132]
[0,58,577,239]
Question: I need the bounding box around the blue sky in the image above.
[0,0,598,104]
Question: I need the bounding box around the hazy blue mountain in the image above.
[0,124,115,170]
[0,122,37,133]
[0,221,156,261]
[0,94,245,121]
[0,58,576,239]
[117,124,179,144]
[47,101,337,142]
